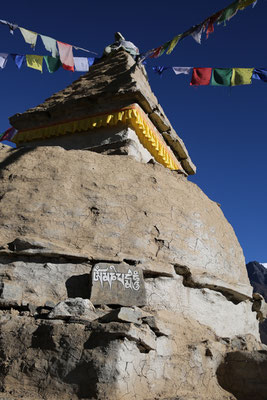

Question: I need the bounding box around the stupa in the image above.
[0,36,266,400]
[9,45,196,176]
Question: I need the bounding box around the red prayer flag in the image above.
[0,127,17,142]
[57,41,74,72]
[190,68,212,86]
[206,11,223,38]
[150,46,163,59]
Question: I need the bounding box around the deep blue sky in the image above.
[0,0,266,263]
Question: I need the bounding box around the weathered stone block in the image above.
[48,298,96,321]
[100,307,143,325]
[90,263,146,307]
[0,282,23,304]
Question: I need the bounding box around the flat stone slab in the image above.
[90,262,146,306]
[99,307,143,325]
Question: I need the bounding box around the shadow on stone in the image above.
[31,325,56,350]
[216,350,267,400]
[84,331,122,350]
[66,274,91,299]
[64,361,98,399]
[0,147,33,177]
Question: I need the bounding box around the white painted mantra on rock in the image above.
[93,265,140,291]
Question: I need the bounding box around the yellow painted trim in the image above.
[13,105,181,171]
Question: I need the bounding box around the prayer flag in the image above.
[231,68,254,85]
[19,27,38,48]
[206,11,223,38]
[211,68,233,86]
[0,19,18,34]
[191,25,205,44]
[190,68,212,86]
[88,57,95,66]
[74,57,89,72]
[238,0,257,9]
[141,0,257,60]
[150,46,164,59]
[173,67,192,75]
[57,41,74,72]
[0,127,17,142]
[40,35,58,58]
[11,54,25,69]
[152,66,170,75]
[0,53,8,69]
[120,40,140,57]
[252,68,267,82]
[44,56,62,73]
[166,34,182,55]
[217,1,239,24]
[139,49,158,62]
[158,41,171,57]
[26,55,43,72]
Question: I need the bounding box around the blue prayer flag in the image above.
[88,57,95,67]
[11,54,25,69]
[152,66,169,76]
[252,68,267,82]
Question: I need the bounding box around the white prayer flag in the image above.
[74,57,89,72]
[172,67,192,75]
[40,35,58,58]
[0,53,8,69]
[191,25,204,44]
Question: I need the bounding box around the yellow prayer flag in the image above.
[238,0,256,10]
[166,34,182,55]
[231,68,254,86]
[26,55,43,73]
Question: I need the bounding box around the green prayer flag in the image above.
[217,1,239,23]
[44,56,62,73]
[159,41,171,57]
[211,68,233,86]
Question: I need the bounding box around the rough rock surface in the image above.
[247,261,267,344]
[0,145,250,297]
[48,298,97,321]
[0,143,266,399]
[247,261,267,301]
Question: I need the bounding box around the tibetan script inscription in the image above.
[93,265,140,291]
[90,263,146,307]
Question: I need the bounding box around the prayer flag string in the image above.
[0,19,98,56]
[141,0,258,61]
[152,66,267,86]
[0,53,98,73]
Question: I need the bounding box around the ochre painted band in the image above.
[13,104,181,171]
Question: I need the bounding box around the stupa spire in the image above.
[10,48,196,175]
